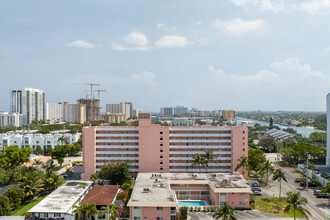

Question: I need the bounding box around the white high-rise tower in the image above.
[11,88,45,125]
[326,93,330,167]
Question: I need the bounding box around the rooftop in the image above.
[128,172,251,207]
[80,185,120,206]
[28,181,92,214]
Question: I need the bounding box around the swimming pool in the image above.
[178,201,206,207]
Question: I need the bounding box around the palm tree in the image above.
[57,136,67,145]
[44,169,65,192]
[18,173,44,200]
[285,192,311,220]
[84,203,99,219]
[258,160,274,186]
[73,203,99,220]
[272,169,287,198]
[203,149,217,172]
[73,204,86,220]
[235,156,249,177]
[190,154,206,172]
[90,174,99,184]
[213,202,237,220]
[32,159,43,168]
[100,204,119,220]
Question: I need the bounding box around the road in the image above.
[262,165,330,220]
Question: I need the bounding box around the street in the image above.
[261,165,330,220]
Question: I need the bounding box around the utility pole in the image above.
[306,154,309,191]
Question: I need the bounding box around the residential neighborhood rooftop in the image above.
[80,185,121,206]
[28,181,93,214]
[128,172,251,207]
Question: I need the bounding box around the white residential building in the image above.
[172,118,195,126]
[46,103,64,123]
[0,112,23,127]
[0,132,81,151]
[11,88,45,125]
[28,181,93,220]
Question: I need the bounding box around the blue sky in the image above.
[1,0,330,112]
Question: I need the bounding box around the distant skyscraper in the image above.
[174,106,188,115]
[222,110,235,120]
[160,107,174,116]
[326,94,330,167]
[11,88,45,125]
[77,98,100,121]
[106,102,133,119]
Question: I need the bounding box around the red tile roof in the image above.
[80,185,120,206]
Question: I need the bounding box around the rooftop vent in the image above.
[143,188,150,193]
[222,179,228,184]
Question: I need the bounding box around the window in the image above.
[243,142,245,145]
[157,218,163,220]
[160,161,163,164]
[134,217,141,220]
[160,167,163,170]
[144,217,147,219]
[201,191,207,195]
[54,213,61,217]
[160,138,163,140]
[134,207,141,209]
[240,193,245,195]
[156,207,163,210]
[243,148,245,151]
[239,202,245,205]
[160,132,163,134]
[160,144,163,146]
[160,156,163,158]
[243,131,245,134]
[160,150,163,152]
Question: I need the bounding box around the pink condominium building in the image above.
[128,173,252,220]
[82,117,248,180]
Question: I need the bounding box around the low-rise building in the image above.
[104,113,126,124]
[80,185,121,219]
[28,181,93,220]
[128,172,251,220]
[0,132,81,151]
[172,118,195,126]
[0,112,23,127]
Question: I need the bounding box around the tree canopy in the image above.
[97,162,132,185]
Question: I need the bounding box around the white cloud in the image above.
[204,57,330,110]
[67,40,96,49]
[156,24,177,31]
[196,21,203,25]
[132,71,158,87]
[155,35,187,48]
[230,0,330,15]
[326,47,330,51]
[112,32,149,51]
[213,18,265,35]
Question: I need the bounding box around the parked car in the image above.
[295,178,302,183]
[313,189,322,195]
[250,174,260,179]
[315,192,329,198]
[300,181,317,187]
[252,187,262,192]
[253,191,262,196]
[75,162,83,166]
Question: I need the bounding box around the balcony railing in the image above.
[171,186,209,191]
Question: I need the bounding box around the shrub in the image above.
[121,182,131,191]
[72,161,83,166]
[189,207,193,212]
[235,207,252,210]
[116,191,127,201]
[180,206,188,219]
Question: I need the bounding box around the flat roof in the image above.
[128,173,252,207]
[80,185,120,206]
[28,181,93,214]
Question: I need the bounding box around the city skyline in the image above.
[2,1,330,112]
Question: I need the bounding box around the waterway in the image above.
[237,117,325,137]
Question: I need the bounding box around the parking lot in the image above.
[189,210,290,220]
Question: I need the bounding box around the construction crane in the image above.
[94,89,107,120]
[73,83,101,121]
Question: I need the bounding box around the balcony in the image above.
[170,139,231,143]
[96,133,139,137]
[169,127,231,131]
[170,134,231,137]
[171,186,209,191]
[170,145,231,149]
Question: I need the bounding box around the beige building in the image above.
[63,102,86,124]
[106,102,133,120]
[222,110,235,120]
[104,113,126,124]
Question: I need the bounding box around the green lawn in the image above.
[255,198,304,218]
[12,194,47,216]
